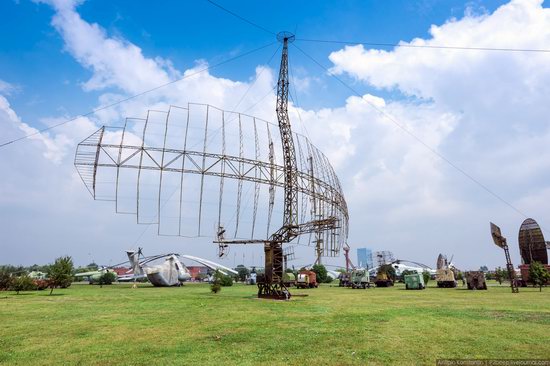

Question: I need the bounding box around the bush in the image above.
[34,279,49,290]
[422,270,431,285]
[211,282,221,293]
[11,275,36,294]
[220,274,233,287]
[98,272,116,286]
[211,270,223,293]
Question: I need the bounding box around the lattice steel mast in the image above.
[259,31,298,299]
[276,31,299,239]
[216,31,339,299]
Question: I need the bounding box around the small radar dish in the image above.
[277,31,295,43]
[490,222,506,248]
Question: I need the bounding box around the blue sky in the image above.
[1,0,514,123]
[1,0,550,270]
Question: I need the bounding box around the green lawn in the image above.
[1,281,549,365]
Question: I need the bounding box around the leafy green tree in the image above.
[312,264,328,283]
[235,265,249,282]
[494,267,505,284]
[529,261,550,292]
[422,270,431,286]
[11,275,36,294]
[98,272,116,287]
[210,270,222,293]
[0,267,14,291]
[47,256,74,295]
[479,265,489,273]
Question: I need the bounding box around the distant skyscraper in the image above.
[357,248,373,269]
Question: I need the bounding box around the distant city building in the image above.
[357,248,373,269]
[111,267,131,276]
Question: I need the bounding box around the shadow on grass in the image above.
[397,288,426,291]
[42,293,66,296]
[455,288,487,291]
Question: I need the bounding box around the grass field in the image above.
[1,281,549,365]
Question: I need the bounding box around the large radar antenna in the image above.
[74,31,348,300]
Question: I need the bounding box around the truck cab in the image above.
[351,269,370,289]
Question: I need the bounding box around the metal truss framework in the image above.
[74,32,349,300]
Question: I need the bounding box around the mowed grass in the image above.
[1,281,549,365]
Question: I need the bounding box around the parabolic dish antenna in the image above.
[518,218,548,265]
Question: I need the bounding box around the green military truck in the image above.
[283,272,296,287]
[404,273,425,290]
[350,269,370,289]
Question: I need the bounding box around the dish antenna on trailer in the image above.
[74,31,349,300]
[490,222,518,293]
[517,218,548,265]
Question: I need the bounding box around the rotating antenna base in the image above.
[257,281,291,300]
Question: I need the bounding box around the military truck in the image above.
[404,273,425,290]
[436,268,457,288]
[296,270,318,289]
[465,271,487,290]
[374,270,394,287]
[350,269,370,289]
[283,272,296,287]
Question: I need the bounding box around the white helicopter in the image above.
[124,248,237,287]
[369,259,436,277]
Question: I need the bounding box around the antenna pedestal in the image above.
[257,241,290,300]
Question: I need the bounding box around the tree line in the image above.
[0,256,74,295]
